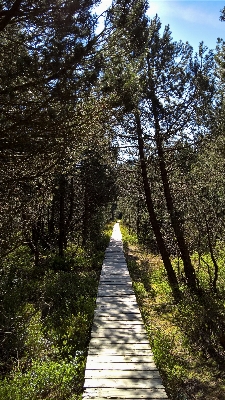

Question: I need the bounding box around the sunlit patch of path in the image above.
[82,222,169,399]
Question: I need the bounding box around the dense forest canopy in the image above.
[1,0,225,398]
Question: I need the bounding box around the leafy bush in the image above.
[0,358,84,400]
[0,223,112,399]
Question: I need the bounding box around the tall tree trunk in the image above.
[205,217,218,293]
[150,92,197,291]
[65,177,74,237]
[59,175,66,257]
[135,112,181,301]
[82,184,89,247]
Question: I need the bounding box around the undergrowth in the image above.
[0,223,113,400]
[121,223,225,400]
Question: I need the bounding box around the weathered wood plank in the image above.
[94,311,141,319]
[99,276,130,280]
[85,361,158,371]
[100,271,129,276]
[100,268,129,272]
[97,290,135,297]
[95,307,141,315]
[96,294,139,309]
[90,337,151,352]
[84,369,161,379]
[86,355,156,363]
[91,328,147,337]
[83,388,168,399]
[93,313,143,320]
[88,348,153,356]
[99,277,131,281]
[104,256,126,260]
[84,378,164,389]
[98,284,134,291]
[89,338,150,346]
[92,324,145,331]
[89,336,149,345]
[93,319,144,326]
[88,341,152,349]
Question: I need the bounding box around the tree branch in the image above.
[0,0,23,32]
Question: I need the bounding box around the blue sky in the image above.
[148,1,225,52]
[95,0,225,52]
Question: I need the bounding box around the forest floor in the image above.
[121,226,225,400]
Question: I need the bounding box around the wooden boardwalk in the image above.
[82,223,169,400]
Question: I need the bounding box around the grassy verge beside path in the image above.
[120,224,225,400]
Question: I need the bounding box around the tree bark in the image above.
[0,0,22,32]
[205,217,218,293]
[149,87,197,291]
[59,175,66,257]
[135,112,181,301]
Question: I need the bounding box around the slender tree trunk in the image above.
[135,112,181,301]
[82,184,89,246]
[59,175,66,257]
[205,217,218,293]
[150,93,197,291]
[156,132,197,290]
[65,177,74,239]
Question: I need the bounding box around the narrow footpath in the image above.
[82,222,169,400]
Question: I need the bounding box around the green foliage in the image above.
[0,359,84,400]
[124,239,225,400]
[120,223,138,247]
[0,223,112,399]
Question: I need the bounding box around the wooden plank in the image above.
[85,361,158,371]
[88,342,152,349]
[99,277,129,280]
[96,306,141,313]
[95,304,140,310]
[89,336,149,344]
[100,270,129,275]
[84,369,161,379]
[94,306,140,312]
[93,316,143,322]
[96,301,139,308]
[102,261,127,265]
[89,337,149,345]
[92,321,145,329]
[96,294,137,301]
[83,388,168,399]
[103,259,126,263]
[104,256,126,260]
[94,310,141,318]
[104,250,124,254]
[104,252,125,256]
[102,265,127,268]
[84,378,164,389]
[91,327,146,336]
[102,264,127,268]
[88,348,153,356]
[86,355,156,363]
[101,267,128,272]
[99,277,132,282]
[93,319,144,326]
[97,289,135,296]
[98,284,133,290]
[92,324,144,330]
